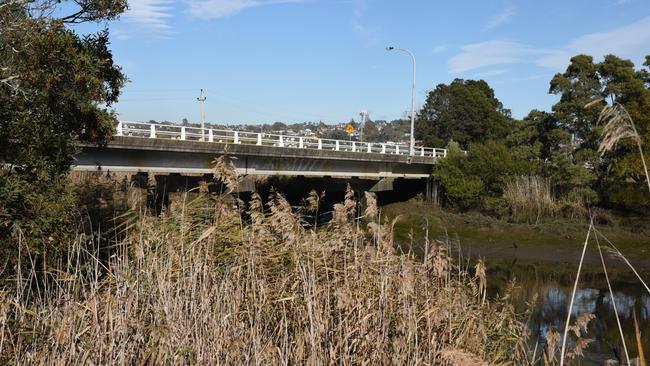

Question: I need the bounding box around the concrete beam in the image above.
[74,136,437,179]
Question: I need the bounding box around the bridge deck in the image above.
[114,121,448,158]
[74,122,444,178]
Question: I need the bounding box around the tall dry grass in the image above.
[0,162,534,365]
[596,102,650,194]
[503,175,558,224]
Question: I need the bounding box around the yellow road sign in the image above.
[345,124,355,134]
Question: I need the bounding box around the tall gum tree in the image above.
[415,79,512,149]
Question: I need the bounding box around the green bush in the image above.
[433,142,484,208]
[434,140,533,210]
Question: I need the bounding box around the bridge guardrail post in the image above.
[444,149,447,157]
[318,139,322,150]
[299,137,304,149]
[279,135,284,147]
[352,141,356,152]
[256,133,262,145]
[367,143,371,153]
[381,144,386,154]
[208,129,213,142]
[395,145,399,154]
[420,147,424,157]
[181,127,186,140]
[116,122,123,136]
[150,124,156,138]
[234,131,240,144]
[335,140,339,151]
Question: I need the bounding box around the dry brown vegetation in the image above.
[1,160,606,365]
[503,176,558,224]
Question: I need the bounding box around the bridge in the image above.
[74,121,448,181]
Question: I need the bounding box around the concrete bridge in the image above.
[74,121,447,180]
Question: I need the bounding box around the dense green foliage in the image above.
[0,0,126,271]
[428,55,650,217]
[415,79,513,149]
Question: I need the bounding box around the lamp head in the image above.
[385,46,394,51]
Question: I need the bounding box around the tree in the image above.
[0,0,127,272]
[271,121,287,131]
[434,140,530,209]
[433,142,484,208]
[361,119,380,142]
[550,54,650,210]
[321,129,349,140]
[549,55,603,148]
[415,79,512,149]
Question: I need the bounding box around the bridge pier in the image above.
[107,171,432,217]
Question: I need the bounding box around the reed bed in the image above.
[0,168,532,365]
[503,175,558,224]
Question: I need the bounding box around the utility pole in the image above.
[359,110,367,142]
[197,89,207,141]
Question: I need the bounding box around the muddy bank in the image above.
[382,200,650,273]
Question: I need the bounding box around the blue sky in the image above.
[97,0,650,124]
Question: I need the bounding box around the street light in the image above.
[386,46,416,156]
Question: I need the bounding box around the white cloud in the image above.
[484,5,516,30]
[352,21,378,47]
[448,40,545,73]
[476,69,507,77]
[450,16,650,73]
[185,0,300,19]
[350,0,379,48]
[432,45,447,53]
[118,0,174,38]
[538,16,650,69]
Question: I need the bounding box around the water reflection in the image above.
[488,263,650,363]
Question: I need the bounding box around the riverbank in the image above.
[383,200,650,274]
[383,200,650,363]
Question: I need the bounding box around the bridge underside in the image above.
[74,136,437,179]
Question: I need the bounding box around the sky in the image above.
[85,0,650,125]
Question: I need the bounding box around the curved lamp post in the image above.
[386,46,416,156]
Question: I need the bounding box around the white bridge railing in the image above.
[115,121,448,158]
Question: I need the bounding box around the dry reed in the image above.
[0,161,532,365]
[503,175,558,224]
[595,101,650,194]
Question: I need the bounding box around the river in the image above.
[480,248,648,364]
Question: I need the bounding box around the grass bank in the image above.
[383,200,650,273]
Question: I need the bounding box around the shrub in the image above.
[433,142,484,208]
